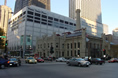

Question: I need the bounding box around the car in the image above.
[56,57,67,62]
[66,58,90,67]
[44,56,53,61]
[108,58,118,63]
[25,57,37,64]
[8,58,21,67]
[91,58,105,65]
[36,57,44,63]
[0,57,9,69]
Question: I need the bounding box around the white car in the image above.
[56,57,67,62]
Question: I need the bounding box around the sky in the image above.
[0,0,118,34]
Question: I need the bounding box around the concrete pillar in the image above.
[76,9,81,30]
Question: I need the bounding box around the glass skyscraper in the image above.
[14,0,50,14]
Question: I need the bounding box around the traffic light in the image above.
[5,40,8,46]
[103,49,106,55]
[50,46,54,54]
[4,40,8,54]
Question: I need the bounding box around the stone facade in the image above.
[35,28,108,58]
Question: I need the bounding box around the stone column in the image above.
[76,9,81,30]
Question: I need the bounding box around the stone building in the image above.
[35,28,107,58]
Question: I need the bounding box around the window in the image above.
[75,50,76,56]
[62,44,64,48]
[54,18,58,21]
[27,19,33,22]
[42,15,47,18]
[75,43,76,48]
[71,43,73,49]
[71,51,72,56]
[56,43,58,48]
[62,52,64,56]
[35,13,40,17]
[28,11,33,15]
[67,51,69,56]
[48,16,53,20]
[78,42,80,48]
[67,43,69,49]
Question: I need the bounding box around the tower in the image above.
[14,0,50,14]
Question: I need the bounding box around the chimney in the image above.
[76,9,81,30]
[4,0,7,5]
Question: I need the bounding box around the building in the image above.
[36,28,106,58]
[69,0,102,23]
[113,28,118,37]
[103,24,108,35]
[69,0,103,37]
[14,0,50,14]
[7,5,76,57]
[0,5,12,36]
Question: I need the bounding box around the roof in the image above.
[66,32,82,38]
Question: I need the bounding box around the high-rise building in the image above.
[69,0,103,37]
[14,0,50,14]
[113,28,118,37]
[0,5,12,35]
[103,24,108,35]
[69,0,102,23]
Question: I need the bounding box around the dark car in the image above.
[36,57,44,63]
[44,56,53,61]
[0,57,9,69]
[8,58,21,67]
[91,58,105,65]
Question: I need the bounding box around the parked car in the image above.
[44,56,53,61]
[25,57,37,64]
[56,57,67,62]
[36,57,44,63]
[8,58,21,67]
[108,58,118,63]
[0,57,9,69]
[66,58,90,67]
[91,58,105,65]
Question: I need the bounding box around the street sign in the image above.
[0,36,6,38]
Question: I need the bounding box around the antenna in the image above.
[4,0,7,5]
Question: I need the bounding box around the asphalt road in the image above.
[0,62,118,78]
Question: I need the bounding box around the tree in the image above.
[0,28,5,49]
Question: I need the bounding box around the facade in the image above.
[7,5,76,57]
[0,5,12,36]
[69,0,103,37]
[113,28,118,37]
[103,24,108,35]
[36,28,106,58]
[14,0,50,14]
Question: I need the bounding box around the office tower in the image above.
[14,0,50,14]
[103,24,108,35]
[113,28,118,37]
[69,0,103,37]
[69,0,102,23]
[0,5,12,35]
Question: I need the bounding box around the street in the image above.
[0,62,118,78]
